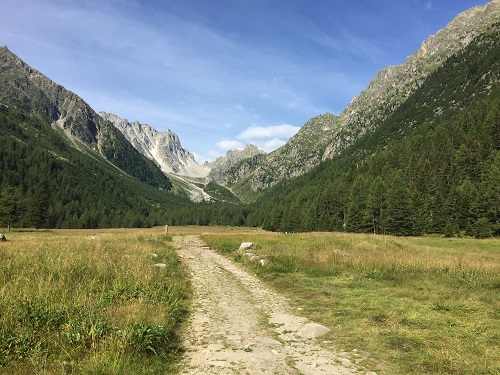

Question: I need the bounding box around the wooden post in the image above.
[164,225,169,236]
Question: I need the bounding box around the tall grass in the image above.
[203,232,500,375]
[0,229,190,374]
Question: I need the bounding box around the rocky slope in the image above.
[205,144,266,186]
[99,112,209,178]
[231,0,500,193]
[325,0,500,159]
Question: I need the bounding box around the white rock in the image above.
[239,242,254,251]
[297,323,331,339]
[154,263,167,268]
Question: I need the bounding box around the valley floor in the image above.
[174,235,366,375]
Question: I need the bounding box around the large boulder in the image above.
[238,242,254,251]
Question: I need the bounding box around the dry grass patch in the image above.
[0,228,190,374]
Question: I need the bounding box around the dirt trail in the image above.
[175,235,368,375]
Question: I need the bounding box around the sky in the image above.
[0,0,491,162]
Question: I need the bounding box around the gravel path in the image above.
[175,235,367,375]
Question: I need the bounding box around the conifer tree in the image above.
[345,175,370,233]
[26,180,50,229]
[483,153,500,235]
[385,171,415,236]
[0,186,22,231]
[366,177,387,234]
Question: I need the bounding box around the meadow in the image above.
[202,231,500,375]
[1,227,498,374]
[0,228,190,374]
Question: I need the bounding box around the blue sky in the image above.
[0,0,490,162]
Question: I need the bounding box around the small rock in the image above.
[341,358,353,367]
[154,263,167,268]
[297,323,331,339]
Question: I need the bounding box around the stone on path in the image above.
[297,322,331,339]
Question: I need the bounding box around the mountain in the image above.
[99,112,209,178]
[0,46,171,191]
[98,112,246,203]
[225,0,500,195]
[205,144,266,185]
[0,46,194,229]
[254,20,500,237]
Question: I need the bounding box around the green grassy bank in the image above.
[203,232,500,374]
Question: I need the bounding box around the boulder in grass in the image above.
[238,242,254,252]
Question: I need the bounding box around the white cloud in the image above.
[216,140,245,151]
[238,124,300,141]
[210,123,301,157]
[425,2,434,11]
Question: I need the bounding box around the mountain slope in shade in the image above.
[0,46,171,190]
[99,112,209,179]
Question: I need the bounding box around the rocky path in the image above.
[175,235,366,375]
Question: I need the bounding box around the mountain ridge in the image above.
[0,46,171,190]
[223,0,500,195]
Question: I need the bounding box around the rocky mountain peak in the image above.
[99,112,209,178]
[205,144,266,184]
[205,143,265,171]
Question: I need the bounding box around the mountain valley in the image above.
[1,0,499,236]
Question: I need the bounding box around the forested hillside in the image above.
[0,104,184,229]
[1,19,499,236]
[256,26,500,237]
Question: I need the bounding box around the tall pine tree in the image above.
[385,171,415,236]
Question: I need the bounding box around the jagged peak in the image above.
[100,111,209,179]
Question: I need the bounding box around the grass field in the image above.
[0,228,190,374]
[202,231,500,375]
[1,227,498,374]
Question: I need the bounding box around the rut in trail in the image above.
[175,235,372,375]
